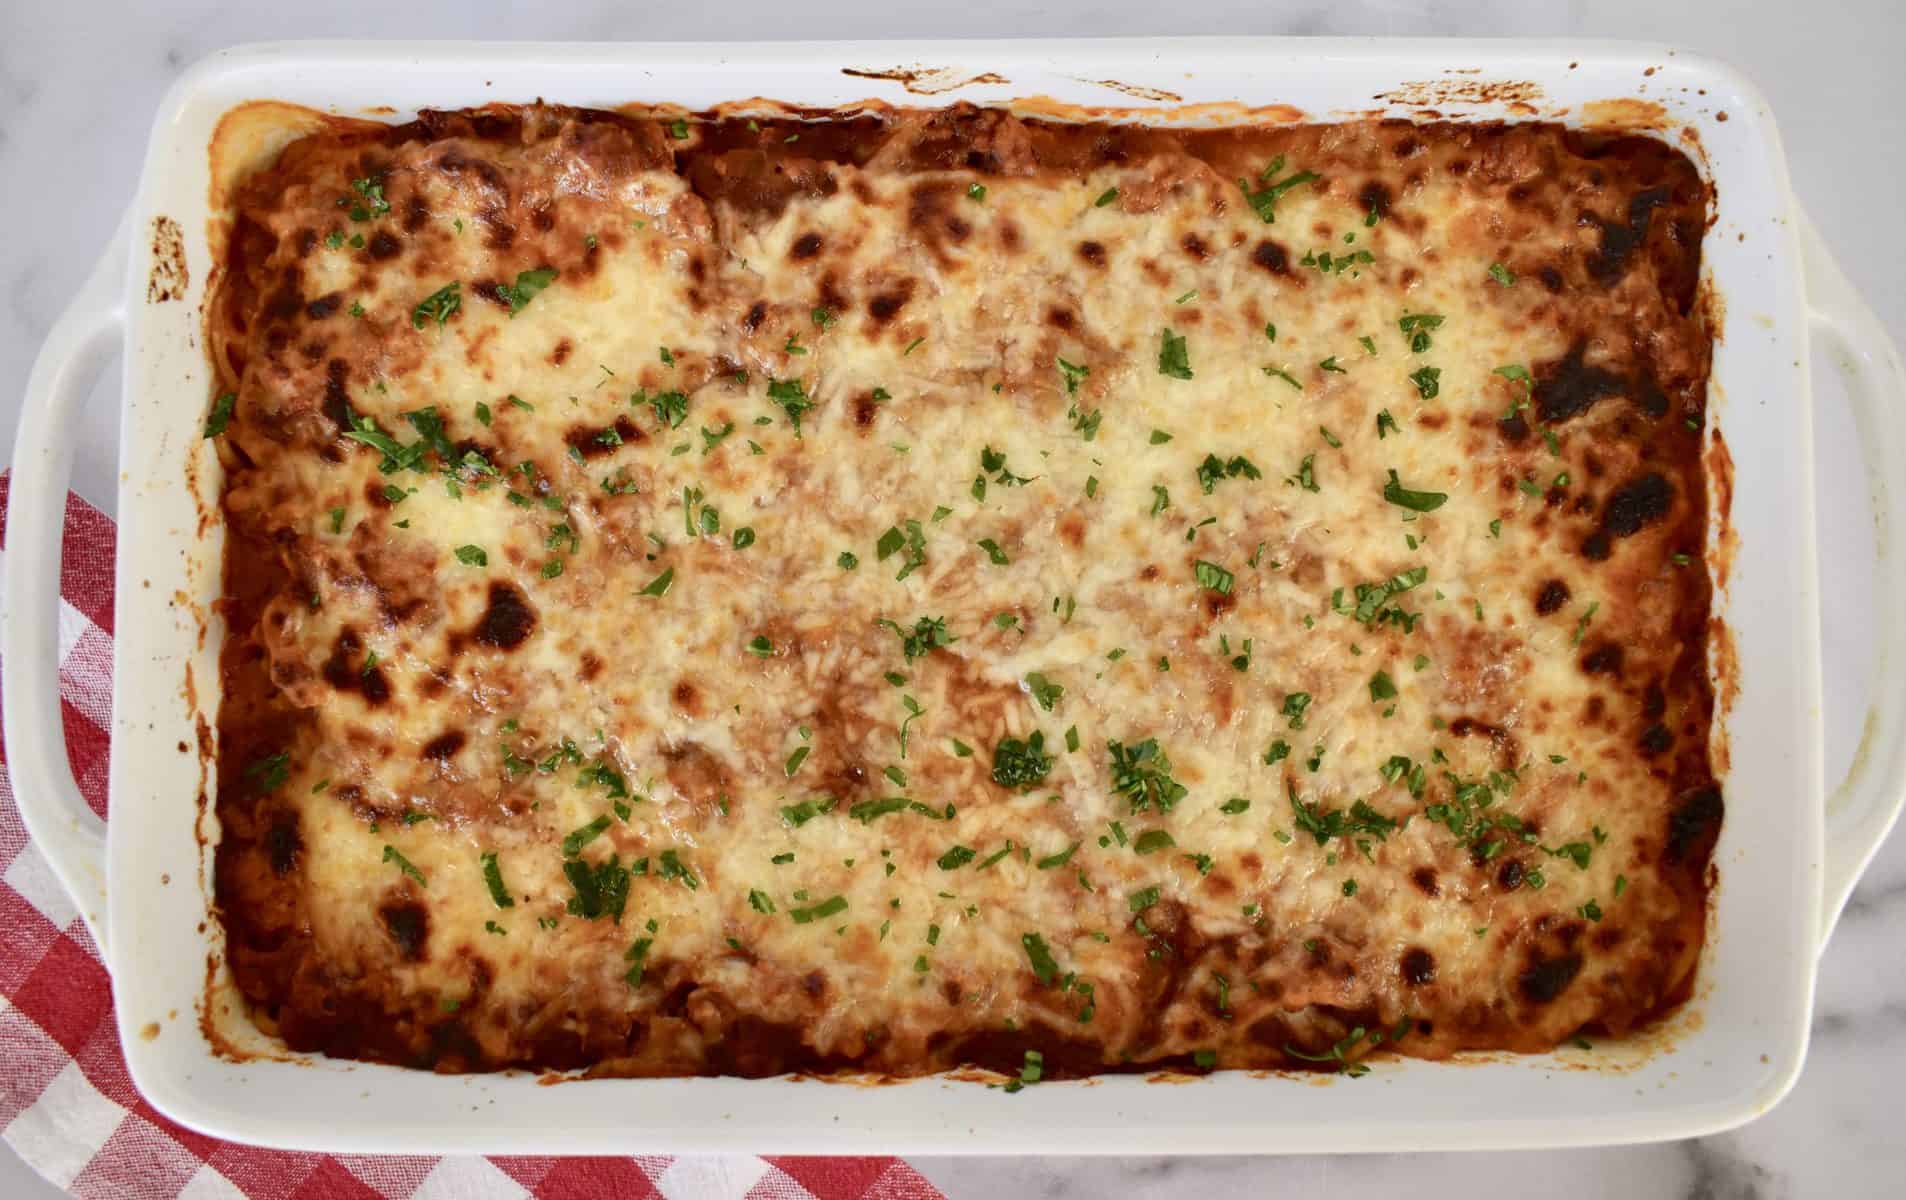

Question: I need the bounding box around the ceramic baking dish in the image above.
[7,37,1906,1155]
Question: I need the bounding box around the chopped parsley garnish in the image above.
[765,377,813,429]
[633,388,687,429]
[453,544,488,567]
[967,182,987,203]
[1128,886,1161,912]
[875,520,928,581]
[976,538,1009,565]
[789,895,848,924]
[1262,365,1303,390]
[977,445,1032,490]
[480,851,515,908]
[657,848,699,890]
[1238,155,1319,223]
[838,551,859,570]
[1398,312,1444,353]
[561,853,633,921]
[1025,673,1064,711]
[749,889,776,914]
[669,117,690,139]
[1368,670,1398,701]
[1158,329,1193,379]
[784,746,811,776]
[1334,565,1428,629]
[382,844,425,886]
[1194,560,1235,594]
[1057,356,1090,396]
[1094,186,1119,207]
[638,567,675,597]
[203,392,236,438]
[1108,738,1187,813]
[562,815,612,858]
[1196,454,1262,494]
[781,798,829,827]
[1320,356,1346,374]
[747,634,773,657]
[878,614,955,661]
[1037,842,1080,869]
[1572,600,1600,647]
[1382,469,1448,512]
[1289,785,1398,846]
[1408,365,1441,400]
[938,845,977,870]
[244,751,291,793]
[411,282,462,330]
[1301,247,1375,275]
[345,175,390,221]
[1287,453,1319,492]
[992,731,1052,789]
[496,267,558,313]
[1495,363,1534,386]
[1280,692,1312,729]
[1133,829,1177,855]
[1376,409,1400,439]
[1021,933,1060,984]
[1220,797,1251,815]
[1488,262,1516,286]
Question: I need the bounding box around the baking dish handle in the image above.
[1,211,129,956]
[1801,207,1906,951]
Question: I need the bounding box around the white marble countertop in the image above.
[4,1,1904,1195]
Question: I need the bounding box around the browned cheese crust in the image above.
[208,103,1721,1078]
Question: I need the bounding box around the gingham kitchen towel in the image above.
[0,474,944,1200]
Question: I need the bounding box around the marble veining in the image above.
[3,1,1904,1196]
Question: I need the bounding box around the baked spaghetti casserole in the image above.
[207,102,1722,1079]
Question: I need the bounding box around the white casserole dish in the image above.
[6,37,1906,1156]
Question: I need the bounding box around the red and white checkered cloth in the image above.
[0,474,945,1200]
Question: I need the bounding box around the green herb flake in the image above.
[496,267,558,313]
[480,851,515,908]
[1194,560,1235,595]
[1021,933,1060,984]
[1383,469,1448,513]
[411,282,462,330]
[789,895,848,924]
[1025,673,1065,711]
[1133,829,1177,855]
[992,731,1052,789]
[938,845,977,870]
[1238,155,1320,223]
[1369,670,1398,702]
[203,392,237,438]
[1158,329,1193,380]
[382,844,426,886]
[638,567,675,597]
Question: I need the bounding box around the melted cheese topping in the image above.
[211,104,1720,1077]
